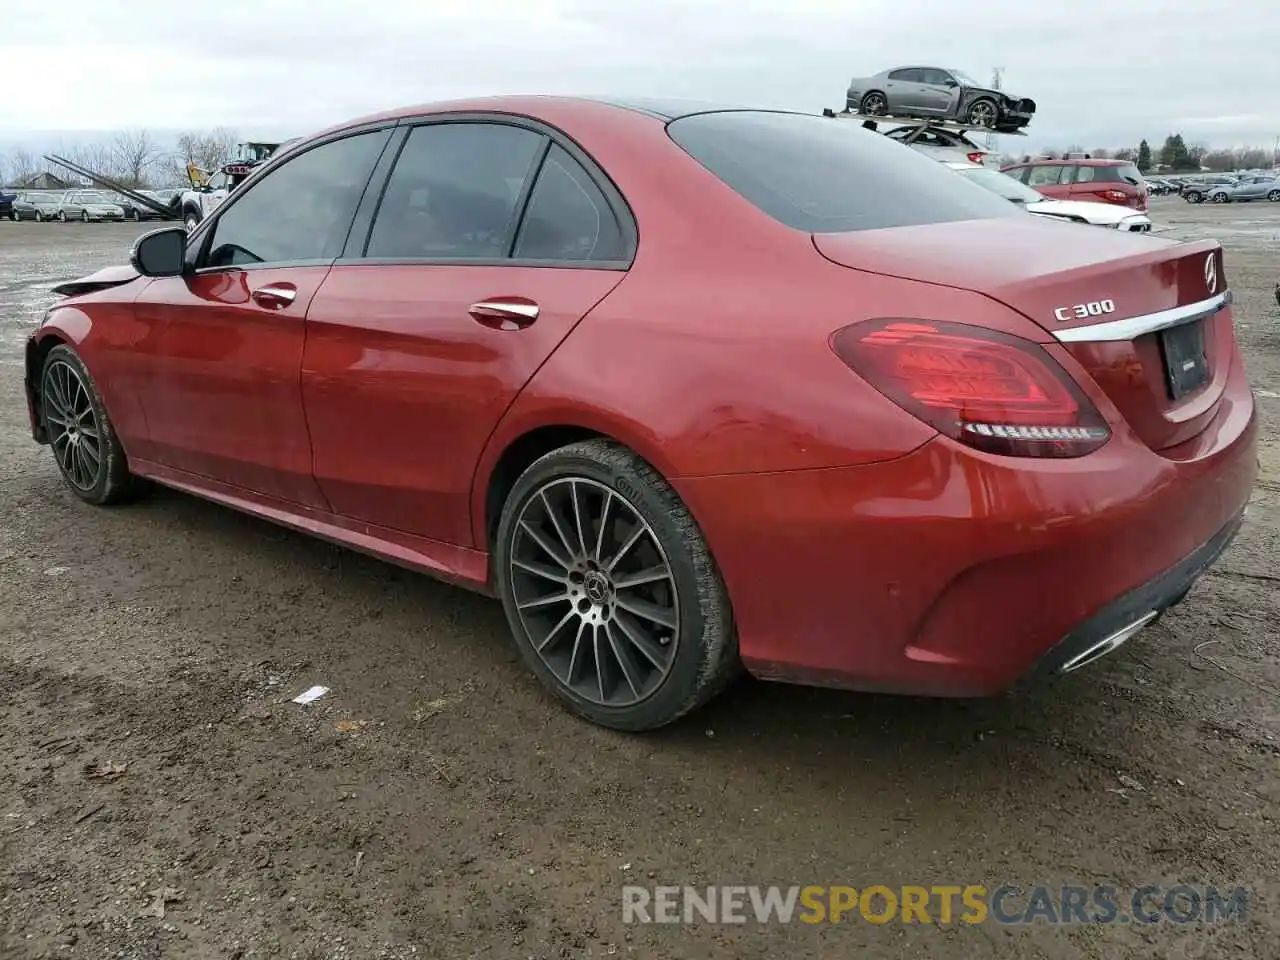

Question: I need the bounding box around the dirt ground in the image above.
[1,200,1277,960]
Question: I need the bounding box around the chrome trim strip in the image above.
[1052,290,1230,343]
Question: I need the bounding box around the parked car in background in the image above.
[9,194,41,221]
[1001,158,1147,211]
[943,161,1152,231]
[846,66,1035,131]
[1200,176,1280,203]
[1180,177,1237,203]
[1144,177,1176,196]
[57,190,125,222]
[111,191,168,221]
[0,190,14,220]
[883,124,992,165]
[22,191,64,221]
[24,96,1254,731]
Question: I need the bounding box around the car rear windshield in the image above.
[666,110,1018,233]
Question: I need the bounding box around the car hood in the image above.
[812,216,1215,338]
[1025,198,1140,225]
[51,263,140,297]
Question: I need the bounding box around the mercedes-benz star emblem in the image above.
[1204,253,1218,295]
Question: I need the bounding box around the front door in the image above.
[133,127,392,507]
[302,120,633,546]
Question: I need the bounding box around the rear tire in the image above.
[39,345,139,506]
[495,439,740,731]
[859,91,888,116]
[184,209,201,233]
[1211,192,1229,203]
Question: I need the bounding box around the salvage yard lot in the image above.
[1,198,1277,959]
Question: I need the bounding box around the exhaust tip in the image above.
[1058,610,1160,674]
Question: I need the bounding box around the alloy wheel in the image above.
[42,360,103,492]
[968,101,997,127]
[508,477,679,708]
[861,93,887,116]
[1269,191,1280,202]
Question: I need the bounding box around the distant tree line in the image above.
[2,127,240,189]
[1025,135,1277,174]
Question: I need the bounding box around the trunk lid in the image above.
[814,218,1230,451]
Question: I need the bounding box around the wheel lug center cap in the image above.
[583,572,610,604]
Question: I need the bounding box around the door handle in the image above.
[469,299,539,330]
[251,283,297,309]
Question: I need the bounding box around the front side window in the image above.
[1027,165,1065,186]
[365,122,543,260]
[204,130,388,268]
[513,145,625,262]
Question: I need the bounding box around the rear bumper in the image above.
[1022,511,1243,679]
[673,367,1257,697]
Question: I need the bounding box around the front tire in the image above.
[1268,190,1280,202]
[966,98,998,127]
[34,211,43,222]
[40,345,137,505]
[495,440,739,731]
[80,210,89,222]
[1211,192,1229,203]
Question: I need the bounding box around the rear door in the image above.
[917,68,957,115]
[886,68,927,112]
[301,118,634,546]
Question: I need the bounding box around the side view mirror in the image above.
[130,226,187,278]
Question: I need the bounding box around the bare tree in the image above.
[161,127,239,185]
[111,129,160,186]
[9,148,36,187]
[1089,148,1111,160]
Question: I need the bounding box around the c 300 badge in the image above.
[1053,299,1116,322]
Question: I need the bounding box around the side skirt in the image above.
[130,458,495,596]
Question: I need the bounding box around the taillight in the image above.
[1102,189,1128,203]
[967,152,985,164]
[831,319,1110,458]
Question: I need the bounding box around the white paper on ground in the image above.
[292,685,329,704]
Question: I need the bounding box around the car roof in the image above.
[1010,158,1129,167]
[321,94,765,135]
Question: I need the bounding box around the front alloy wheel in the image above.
[40,345,137,505]
[496,440,739,730]
[967,99,998,127]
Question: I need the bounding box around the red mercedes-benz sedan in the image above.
[24,97,1257,731]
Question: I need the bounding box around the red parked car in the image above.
[25,97,1256,731]
[1001,158,1149,211]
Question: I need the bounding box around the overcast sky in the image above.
[1,0,1276,153]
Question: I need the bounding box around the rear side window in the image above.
[1079,164,1142,185]
[666,111,1016,233]
[513,145,625,262]
[366,122,543,260]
